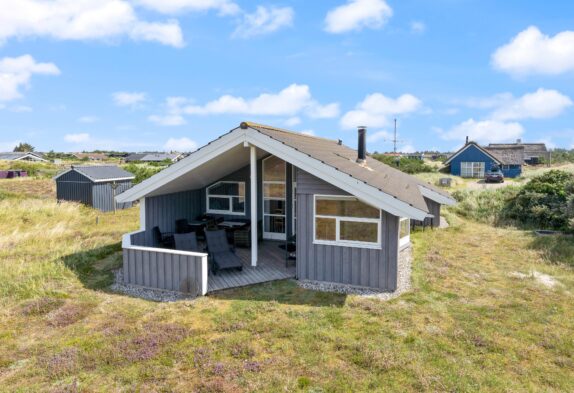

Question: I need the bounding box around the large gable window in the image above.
[461,162,485,178]
[314,196,381,248]
[206,181,245,215]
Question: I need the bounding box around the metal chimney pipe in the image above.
[357,126,367,163]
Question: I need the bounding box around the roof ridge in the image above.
[242,121,339,143]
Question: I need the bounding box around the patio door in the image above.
[262,156,286,240]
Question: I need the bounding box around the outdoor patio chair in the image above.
[151,226,175,248]
[174,232,200,252]
[233,219,263,248]
[175,218,192,234]
[205,229,243,275]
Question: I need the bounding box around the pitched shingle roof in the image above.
[484,146,525,165]
[488,143,547,153]
[246,122,452,213]
[55,165,134,182]
[0,152,45,161]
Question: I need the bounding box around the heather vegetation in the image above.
[0,174,572,391]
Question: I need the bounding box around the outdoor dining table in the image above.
[218,221,249,229]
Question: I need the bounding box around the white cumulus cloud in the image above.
[163,137,197,151]
[410,21,426,34]
[490,88,572,121]
[112,91,147,107]
[367,130,392,143]
[439,119,524,144]
[64,133,91,143]
[136,0,240,15]
[172,84,338,118]
[0,0,184,47]
[324,0,392,34]
[232,6,294,39]
[492,26,574,76]
[340,93,422,129]
[0,55,60,101]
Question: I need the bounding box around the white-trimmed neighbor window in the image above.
[399,218,410,248]
[461,162,485,178]
[206,181,245,215]
[314,195,381,248]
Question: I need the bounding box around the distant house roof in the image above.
[0,152,47,161]
[444,142,504,166]
[484,146,525,165]
[125,153,148,162]
[488,142,547,154]
[118,122,455,222]
[125,153,181,162]
[54,165,135,183]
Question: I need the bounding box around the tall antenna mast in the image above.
[393,118,397,154]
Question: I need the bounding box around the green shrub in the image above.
[505,170,574,231]
[450,187,519,225]
[371,154,436,174]
[121,163,164,184]
[452,170,574,232]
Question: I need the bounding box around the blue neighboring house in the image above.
[444,141,523,178]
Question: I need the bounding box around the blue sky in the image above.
[1,0,574,153]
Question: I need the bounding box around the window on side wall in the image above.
[314,195,381,248]
[206,181,245,215]
[399,217,410,248]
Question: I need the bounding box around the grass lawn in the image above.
[0,183,573,392]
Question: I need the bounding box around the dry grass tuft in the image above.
[20,297,64,316]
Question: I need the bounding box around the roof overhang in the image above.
[444,143,502,166]
[53,168,134,183]
[14,153,47,162]
[419,185,456,206]
[116,126,430,220]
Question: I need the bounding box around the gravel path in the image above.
[110,269,196,302]
[297,246,412,301]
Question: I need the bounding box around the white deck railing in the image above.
[121,230,208,296]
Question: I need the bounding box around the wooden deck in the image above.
[207,241,295,293]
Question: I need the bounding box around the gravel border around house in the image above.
[297,246,412,301]
[110,269,196,302]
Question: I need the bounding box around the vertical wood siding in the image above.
[55,170,133,212]
[424,197,441,228]
[91,181,133,212]
[122,247,206,295]
[130,231,147,246]
[56,171,93,206]
[295,169,400,291]
[144,189,203,246]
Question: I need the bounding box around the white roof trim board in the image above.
[444,143,502,166]
[419,185,456,206]
[117,126,453,220]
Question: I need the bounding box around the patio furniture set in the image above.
[151,214,294,275]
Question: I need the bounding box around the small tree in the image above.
[13,142,35,152]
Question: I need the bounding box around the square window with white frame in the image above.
[314,195,381,248]
[206,181,245,215]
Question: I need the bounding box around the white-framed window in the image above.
[313,195,381,249]
[206,181,245,215]
[501,165,510,170]
[399,217,410,248]
[460,162,485,178]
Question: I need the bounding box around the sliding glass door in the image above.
[262,156,286,240]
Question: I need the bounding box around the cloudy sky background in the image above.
[1,0,574,153]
